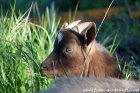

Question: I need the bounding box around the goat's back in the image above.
[41,77,140,93]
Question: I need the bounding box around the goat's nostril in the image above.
[40,64,49,70]
[40,66,44,70]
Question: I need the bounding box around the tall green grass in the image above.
[97,19,140,80]
[0,5,60,93]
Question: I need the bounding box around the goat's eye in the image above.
[66,48,73,53]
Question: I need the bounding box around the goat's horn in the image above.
[60,22,68,30]
[74,22,92,33]
[63,22,68,27]
[66,20,81,29]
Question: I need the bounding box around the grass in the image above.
[0,4,140,93]
[97,19,140,80]
[0,5,60,93]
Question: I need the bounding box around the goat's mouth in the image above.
[40,68,47,76]
[40,68,68,78]
[40,70,56,78]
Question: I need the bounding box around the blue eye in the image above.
[66,48,73,53]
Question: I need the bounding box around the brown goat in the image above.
[40,20,123,78]
[41,77,140,93]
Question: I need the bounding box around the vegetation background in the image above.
[0,0,140,93]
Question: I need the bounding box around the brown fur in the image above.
[40,21,123,78]
[41,77,140,93]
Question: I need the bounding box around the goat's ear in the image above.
[80,22,96,45]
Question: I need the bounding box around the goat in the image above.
[41,77,140,93]
[40,20,123,78]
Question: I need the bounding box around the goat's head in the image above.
[40,20,97,77]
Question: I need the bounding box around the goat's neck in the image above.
[82,41,118,77]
